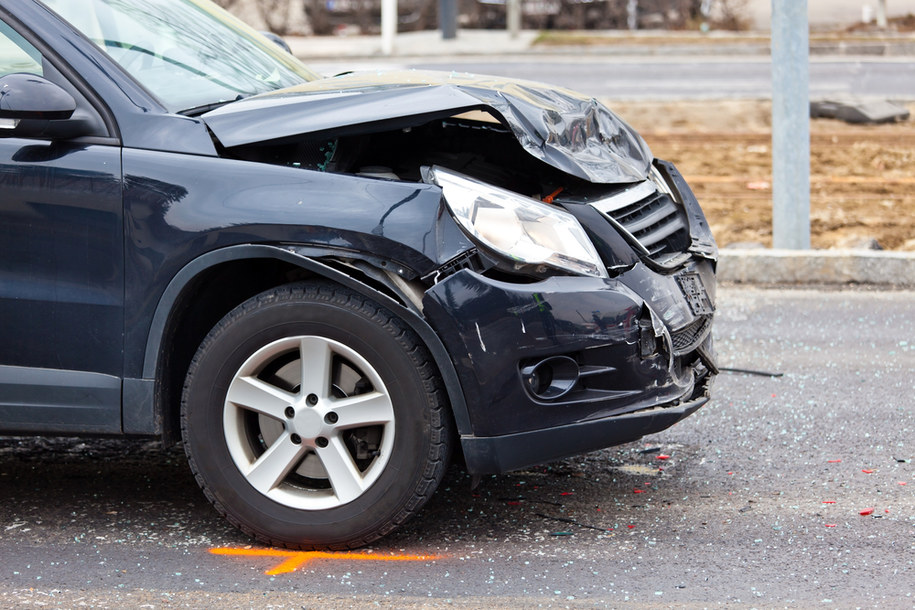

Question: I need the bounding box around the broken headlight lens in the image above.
[426,166,607,279]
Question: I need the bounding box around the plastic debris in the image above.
[633,489,646,494]
[825,524,837,528]
[720,367,783,378]
[862,469,875,474]
[822,500,836,504]
[859,508,874,516]
[827,459,842,463]
[810,99,910,124]
[657,455,670,461]
[550,531,574,536]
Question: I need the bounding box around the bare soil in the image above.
[608,99,915,250]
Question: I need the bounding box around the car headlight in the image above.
[425,166,607,279]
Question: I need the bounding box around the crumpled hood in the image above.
[202,70,653,184]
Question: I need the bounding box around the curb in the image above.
[718,249,915,288]
[284,32,915,61]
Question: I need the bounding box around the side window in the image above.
[0,21,42,77]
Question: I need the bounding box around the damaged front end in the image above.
[202,70,717,474]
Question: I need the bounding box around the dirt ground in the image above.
[607,100,915,250]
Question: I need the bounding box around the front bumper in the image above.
[422,259,716,474]
[461,383,711,474]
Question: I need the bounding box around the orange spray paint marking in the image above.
[209,548,445,576]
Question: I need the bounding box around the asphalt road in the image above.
[1,286,913,607]
[310,57,915,101]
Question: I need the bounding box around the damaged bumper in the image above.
[461,387,711,475]
[422,258,716,474]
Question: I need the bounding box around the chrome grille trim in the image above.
[590,181,658,215]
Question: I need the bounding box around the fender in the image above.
[128,244,471,437]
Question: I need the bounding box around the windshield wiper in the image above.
[179,95,246,117]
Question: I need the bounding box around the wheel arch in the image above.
[139,245,471,444]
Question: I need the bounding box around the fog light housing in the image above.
[520,356,580,400]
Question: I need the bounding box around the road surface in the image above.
[1,285,913,606]
[310,57,915,101]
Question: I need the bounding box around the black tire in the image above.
[181,281,452,549]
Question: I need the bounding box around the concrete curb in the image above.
[718,249,915,287]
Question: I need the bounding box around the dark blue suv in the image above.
[0,0,717,549]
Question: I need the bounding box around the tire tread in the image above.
[180,281,452,550]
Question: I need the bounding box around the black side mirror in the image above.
[0,73,91,139]
[260,31,292,54]
[0,73,76,120]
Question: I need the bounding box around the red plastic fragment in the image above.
[822,500,836,504]
[899,482,907,486]
[542,187,564,204]
[862,469,875,474]
[827,459,842,463]
[859,508,874,516]
[627,525,635,529]
[825,523,837,528]
[560,492,574,496]
[727,471,734,475]
[644,482,652,487]
[657,455,670,460]
[633,489,646,494]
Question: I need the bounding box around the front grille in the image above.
[589,180,691,263]
[670,315,712,355]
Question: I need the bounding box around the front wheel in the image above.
[181,282,452,549]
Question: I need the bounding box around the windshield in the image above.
[43,0,320,112]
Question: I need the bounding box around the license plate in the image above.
[676,273,714,316]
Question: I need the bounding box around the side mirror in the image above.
[0,73,76,120]
[260,31,293,54]
[0,73,87,139]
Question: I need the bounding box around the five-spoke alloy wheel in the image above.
[181,282,452,549]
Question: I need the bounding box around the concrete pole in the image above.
[876,0,888,28]
[381,0,397,55]
[771,0,810,250]
[507,0,521,40]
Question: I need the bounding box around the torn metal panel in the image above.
[202,70,653,184]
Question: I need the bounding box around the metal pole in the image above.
[381,0,397,55]
[876,0,888,28]
[440,0,457,40]
[507,0,521,40]
[627,0,638,30]
[771,0,810,249]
